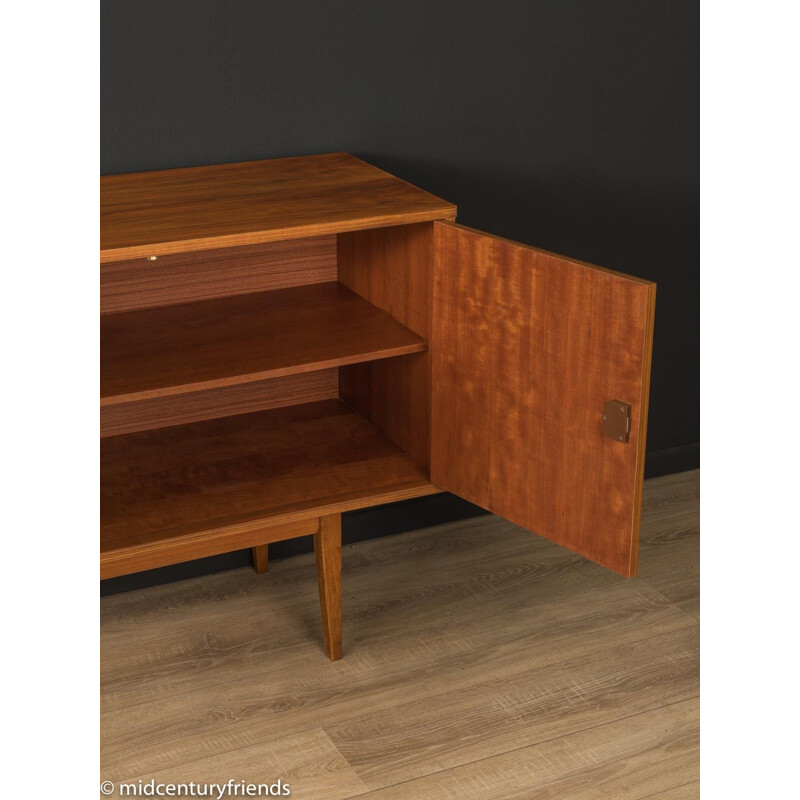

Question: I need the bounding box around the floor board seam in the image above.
[321,625,699,743]
[101,624,698,774]
[336,695,700,798]
[101,589,698,715]
[636,778,700,799]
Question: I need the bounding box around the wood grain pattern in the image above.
[645,783,700,799]
[346,700,698,798]
[637,471,700,620]
[101,236,336,314]
[100,370,338,438]
[432,222,655,577]
[326,628,696,788]
[100,153,456,263]
[101,282,427,406]
[101,400,437,578]
[101,470,699,798]
[314,514,342,661]
[251,544,269,574]
[338,223,433,469]
[111,727,368,800]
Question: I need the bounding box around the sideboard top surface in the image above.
[100,152,457,262]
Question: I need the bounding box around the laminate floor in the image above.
[101,469,700,799]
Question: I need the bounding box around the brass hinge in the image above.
[603,400,631,443]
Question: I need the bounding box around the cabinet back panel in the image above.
[101,370,338,437]
[100,236,336,314]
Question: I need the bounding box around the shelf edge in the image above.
[100,209,457,264]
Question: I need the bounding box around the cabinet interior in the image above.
[100,223,435,578]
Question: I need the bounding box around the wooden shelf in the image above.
[101,281,427,406]
[100,152,456,262]
[101,400,437,578]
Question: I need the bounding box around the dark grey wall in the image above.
[101,0,698,593]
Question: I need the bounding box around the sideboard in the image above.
[101,152,655,660]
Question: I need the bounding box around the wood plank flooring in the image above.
[101,469,700,799]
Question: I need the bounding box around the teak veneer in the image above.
[100,400,437,579]
[100,152,656,661]
[101,281,427,405]
[100,152,456,262]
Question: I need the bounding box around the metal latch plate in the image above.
[603,400,631,443]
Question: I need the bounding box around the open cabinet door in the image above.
[431,222,655,577]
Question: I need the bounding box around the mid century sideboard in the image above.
[100,152,655,660]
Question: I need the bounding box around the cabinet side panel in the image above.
[338,223,433,470]
[101,236,336,314]
[432,222,655,577]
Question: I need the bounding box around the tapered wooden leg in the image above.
[251,544,269,574]
[314,513,342,660]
